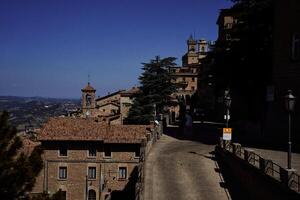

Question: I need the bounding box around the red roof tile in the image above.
[120,87,140,97]
[38,117,151,143]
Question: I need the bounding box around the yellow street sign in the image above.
[223,128,232,140]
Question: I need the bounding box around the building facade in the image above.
[213,1,300,145]
[168,36,208,121]
[80,84,139,125]
[264,0,300,142]
[120,87,140,124]
[32,117,151,200]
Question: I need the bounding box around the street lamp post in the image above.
[224,92,232,128]
[284,90,296,169]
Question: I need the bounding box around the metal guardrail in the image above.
[219,140,300,194]
[290,172,300,193]
[270,162,281,180]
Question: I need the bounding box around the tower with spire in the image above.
[182,35,208,66]
[81,82,96,117]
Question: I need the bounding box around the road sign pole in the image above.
[226,109,230,128]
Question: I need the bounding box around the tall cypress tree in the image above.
[125,56,177,124]
[0,111,43,199]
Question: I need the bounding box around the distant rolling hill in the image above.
[0,96,80,130]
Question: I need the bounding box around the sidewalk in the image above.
[247,147,300,172]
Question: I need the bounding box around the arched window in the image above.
[86,94,92,107]
[88,189,96,200]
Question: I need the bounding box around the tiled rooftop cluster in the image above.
[38,117,151,143]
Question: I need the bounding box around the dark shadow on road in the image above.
[188,151,216,161]
[164,122,223,145]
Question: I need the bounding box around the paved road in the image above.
[144,134,231,200]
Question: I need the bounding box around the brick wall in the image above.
[32,141,141,200]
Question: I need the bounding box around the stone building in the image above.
[213,1,300,144]
[82,82,97,118]
[264,0,300,143]
[216,9,239,43]
[80,83,139,125]
[168,36,208,121]
[31,117,151,200]
[120,87,140,124]
[95,90,124,124]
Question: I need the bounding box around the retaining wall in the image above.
[215,141,300,200]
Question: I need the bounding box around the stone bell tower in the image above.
[81,82,96,117]
[183,35,199,65]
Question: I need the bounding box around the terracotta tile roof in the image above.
[38,117,151,143]
[120,87,140,97]
[95,90,125,101]
[82,82,96,92]
[97,102,120,108]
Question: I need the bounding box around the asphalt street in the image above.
[143,134,231,200]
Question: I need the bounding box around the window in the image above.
[86,94,91,107]
[224,23,233,29]
[191,77,195,82]
[59,146,67,157]
[88,146,96,157]
[135,147,140,158]
[292,33,300,60]
[59,167,67,179]
[226,34,231,41]
[88,167,96,179]
[104,147,111,158]
[191,86,195,91]
[88,189,96,200]
[118,167,127,179]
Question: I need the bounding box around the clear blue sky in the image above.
[0,0,232,98]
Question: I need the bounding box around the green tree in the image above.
[125,56,177,124]
[0,111,43,200]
